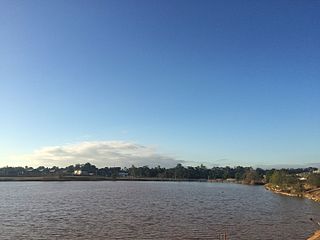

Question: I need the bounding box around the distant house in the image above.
[118,172,128,177]
[74,170,89,176]
[73,170,95,176]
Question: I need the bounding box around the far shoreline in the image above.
[0,176,210,182]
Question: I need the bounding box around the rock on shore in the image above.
[308,230,320,240]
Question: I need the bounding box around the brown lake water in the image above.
[0,181,319,240]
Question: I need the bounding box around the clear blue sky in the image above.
[0,0,319,167]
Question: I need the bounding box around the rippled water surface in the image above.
[0,181,319,239]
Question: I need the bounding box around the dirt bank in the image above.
[308,230,320,240]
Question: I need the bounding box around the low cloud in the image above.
[16,141,182,168]
[255,162,320,170]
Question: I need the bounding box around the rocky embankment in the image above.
[265,183,303,197]
[304,189,320,202]
[265,183,320,202]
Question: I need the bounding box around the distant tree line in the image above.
[0,163,318,185]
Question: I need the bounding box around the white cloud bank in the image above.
[15,141,183,168]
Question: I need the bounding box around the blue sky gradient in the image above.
[1,0,319,167]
